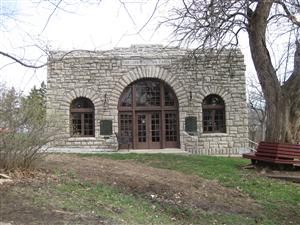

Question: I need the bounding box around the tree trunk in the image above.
[264,93,289,142]
[283,43,300,143]
[247,1,300,143]
[286,100,300,143]
[261,115,266,141]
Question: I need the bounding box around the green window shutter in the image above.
[185,116,197,135]
[100,120,113,135]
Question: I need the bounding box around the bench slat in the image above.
[255,150,300,157]
[259,142,300,150]
[255,148,300,156]
[257,146,300,154]
[242,142,300,165]
[256,152,300,159]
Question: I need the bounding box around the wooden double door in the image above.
[119,111,179,149]
[136,111,179,149]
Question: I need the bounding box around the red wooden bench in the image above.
[243,141,300,165]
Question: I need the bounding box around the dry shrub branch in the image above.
[0,83,58,171]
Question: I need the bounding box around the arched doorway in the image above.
[118,78,179,149]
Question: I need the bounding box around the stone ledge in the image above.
[201,133,229,137]
[47,147,116,153]
[68,137,97,141]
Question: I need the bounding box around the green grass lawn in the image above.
[77,153,300,225]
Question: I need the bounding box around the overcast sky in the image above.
[0,0,254,94]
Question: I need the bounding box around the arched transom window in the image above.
[202,95,226,133]
[70,97,95,137]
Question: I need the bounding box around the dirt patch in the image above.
[0,172,111,225]
[0,187,107,225]
[43,155,261,217]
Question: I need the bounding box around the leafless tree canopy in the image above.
[167,1,248,48]
[167,1,299,49]
[167,0,300,143]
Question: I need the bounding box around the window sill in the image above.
[201,133,228,137]
[68,137,96,141]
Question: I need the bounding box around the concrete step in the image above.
[47,147,188,154]
[118,148,188,154]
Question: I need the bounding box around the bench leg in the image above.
[251,159,257,165]
[279,164,294,171]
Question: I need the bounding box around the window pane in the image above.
[120,86,132,107]
[137,114,147,142]
[84,113,94,136]
[203,95,224,105]
[151,113,160,142]
[214,109,225,132]
[203,109,225,133]
[71,97,94,109]
[164,84,175,106]
[136,80,160,106]
[203,110,213,132]
[165,112,177,142]
[71,112,82,136]
[120,113,133,138]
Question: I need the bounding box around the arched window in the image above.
[118,79,179,149]
[70,97,95,137]
[202,95,226,133]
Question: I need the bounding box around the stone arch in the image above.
[196,86,231,104]
[109,65,188,108]
[61,87,101,109]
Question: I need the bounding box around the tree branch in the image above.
[0,51,47,69]
[40,0,63,35]
[275,0,300,27]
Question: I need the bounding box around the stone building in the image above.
[47,45,248,154]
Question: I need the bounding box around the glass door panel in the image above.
[165,112,178,148]
[137,114,147,143]
[150,112,161,148]
[136,113,148,149]
[119,113,133,149]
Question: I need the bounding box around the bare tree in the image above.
[247,76,266,142]
[166,0,300,143]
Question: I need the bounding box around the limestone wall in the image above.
[47,45,248,154]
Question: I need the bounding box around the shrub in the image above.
[0,83,57,171]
